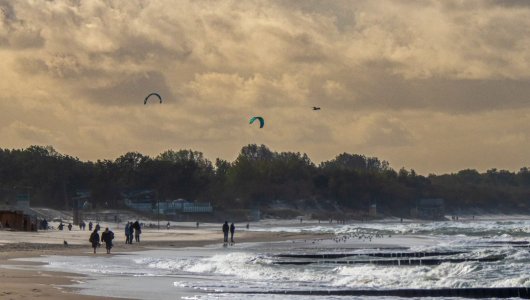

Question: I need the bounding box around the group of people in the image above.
[88,220,242,253]
[89,227,115,254]
[39,220,92,231]
[57,222,73,231]
[124,220,141,244]
[78,221,87,230]
[222,221,236,244]
[87,221,142,254]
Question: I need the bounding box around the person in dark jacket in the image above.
[89,229,100,254]
[101,227,114,254]
[230,223,235,243]
[128,222,134,244]
[222,221,229,243]
[133,220,141,242]
[124,222,130,244]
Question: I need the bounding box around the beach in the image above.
[0,222,330,300]
[2,216,530,299]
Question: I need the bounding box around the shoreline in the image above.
[0,230,332,300]
[2,215,530,299]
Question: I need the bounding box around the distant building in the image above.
[123,190,156,212]
[0,210,38,231]
[123,191,213,214]
[157,199,213,214]
[181,202,213,213]
[412,198,445,220]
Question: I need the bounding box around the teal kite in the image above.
[249,116,264,128]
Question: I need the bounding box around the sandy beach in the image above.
[0,225,330,300]
[3,216,530,299]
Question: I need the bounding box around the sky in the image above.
[1,0,530,175]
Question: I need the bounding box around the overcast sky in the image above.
[2,0,530,174]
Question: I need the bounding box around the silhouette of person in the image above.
[230,223,235,243]
[101,227,114,254]
[125,222,131,244]
[222,221,229,243]
[89,229,100,254]
[128,222,134,244]
[133,220,141,242]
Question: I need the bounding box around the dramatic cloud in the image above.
[1,0,530,174]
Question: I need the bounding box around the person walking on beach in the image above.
[133,220,141,242]
[89,229,100,254]
[230,223,235,243]
[222,221,229,243]
[101,227,114,254]
[124,222,130,244]
[88,221,93,231]
[68,223,72,231]
[128,222,134,244]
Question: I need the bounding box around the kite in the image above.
[144,93,162,105]
[249,116,265,128]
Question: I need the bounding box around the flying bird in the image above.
[312,106,321,110]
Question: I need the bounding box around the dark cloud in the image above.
[82,71,174,106]
[0,0,15,21]
[485,0,530,8]
[0,0,44,49]
[301,60,530,114]
[355,75,530,114]
[3,0,530,174]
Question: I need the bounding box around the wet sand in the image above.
[0,228,330,300]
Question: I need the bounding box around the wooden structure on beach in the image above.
[0,210,38,231]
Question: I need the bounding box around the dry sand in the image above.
[0,227,329,300]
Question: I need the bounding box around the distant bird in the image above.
[63,240,68,247]
[312,106,321,110]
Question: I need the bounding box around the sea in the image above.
[15,216,530,299]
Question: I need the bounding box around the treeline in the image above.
[0,145,529,215]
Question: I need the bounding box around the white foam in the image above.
[13,218,530,299]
